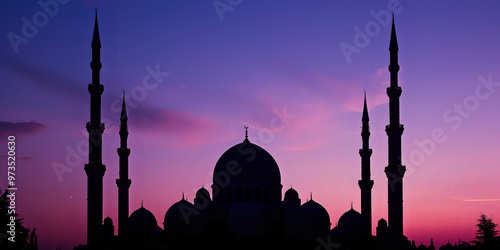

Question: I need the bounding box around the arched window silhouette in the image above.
[236,188,242,201]
[227,189,233,202]
[244,188,251,201]
[255,188,261,201]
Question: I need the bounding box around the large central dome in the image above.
[212,138,282,202]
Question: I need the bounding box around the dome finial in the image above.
[310,192,313,201]
[244,124,249,142]
[182,192,185,200]
[141,200,143,208]
[351,202,353,210]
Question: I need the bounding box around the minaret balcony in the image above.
[358,179,374,189]
[388,64,400,73]
[88,83,104,94]
[117,148,131,156]
[90,61,102,70]
[386,86,402,98]
[84,163,106,176]
[384,164,406,178]
[385,124,404,135]
[86,122,105,133]
[359,148,373,157]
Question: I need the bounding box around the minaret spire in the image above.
[85,9,106,248]
[116,89,131,236]
[91,8,101,49]
[385,14,406,238]
[120,89,128,123]
[359,91,374,236]
[389,12,399,52]
[362,90,369,122]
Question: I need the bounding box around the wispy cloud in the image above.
[0,121,47,137]
[450,198,500,202]
[1,56,83,100]
[128,105,226,148]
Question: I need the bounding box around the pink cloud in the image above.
[340,68,395,113]
[127,106,227,148]
[449,198,500,202]
[0,121,48,137]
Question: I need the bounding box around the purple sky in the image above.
[1,0,500,249]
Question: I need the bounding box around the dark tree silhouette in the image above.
[0,188,37,250]
[474,213,498,249]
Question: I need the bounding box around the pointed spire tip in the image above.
[362,91,369,122]
[389,12,399,51]
[120,90,128,122]
[91,8,101,48]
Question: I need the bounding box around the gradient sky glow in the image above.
[1,0,500,249]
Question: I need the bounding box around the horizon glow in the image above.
[1,1,500,249]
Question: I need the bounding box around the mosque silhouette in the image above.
[83,11,414,250]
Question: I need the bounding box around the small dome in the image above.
[428,243,436,250]
[213,140,281,189]
[284,187,299,201]
[417,244,428,250]
[128,206,158,229]
[195,187,211,208]
[296,199,331,240]
[103,216,113,225]
[300,199,330,226]
[164,198,196,230]
[439,243,453,250]
[336,208,365,239]
[196,187,210,200]
[377,218,388,228]
[338,208,363,229]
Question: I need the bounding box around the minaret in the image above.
[84,10,106,247]
[358,91,373,236]
[116,90,131,236]
[384,13,406,238]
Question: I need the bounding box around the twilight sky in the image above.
[1,0,500,249]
